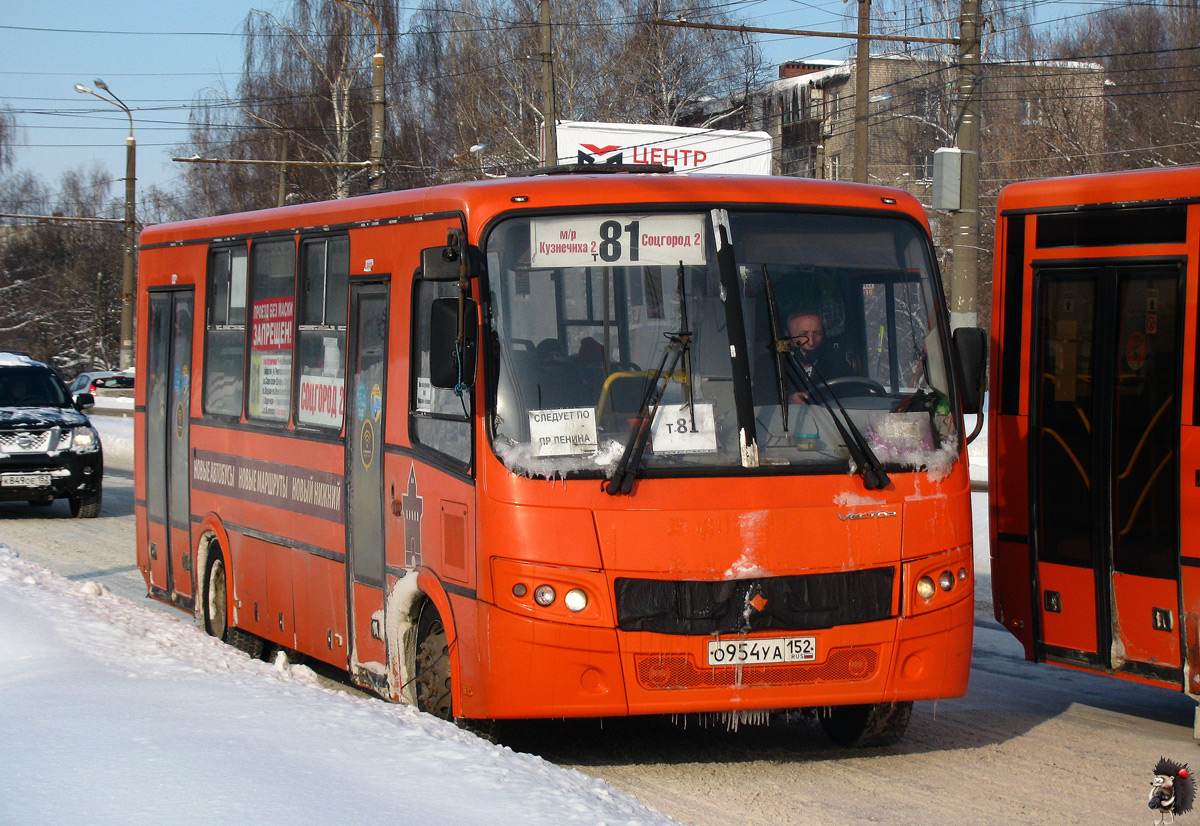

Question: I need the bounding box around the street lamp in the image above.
[76,79,136,371]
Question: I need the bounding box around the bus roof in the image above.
[998,164,1200,214]
[139,173,931,247]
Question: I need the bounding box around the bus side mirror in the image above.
[420,229,478,282]
[430,297,478,389]
[953,327,987,415]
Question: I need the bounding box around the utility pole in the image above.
[852,0,871,183]
[950,0,981,330]
[369,48,386,190]
[277,134,289,208]
[540,0,557,165]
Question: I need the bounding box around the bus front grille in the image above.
[614,567,894,635]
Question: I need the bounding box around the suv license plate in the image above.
[2,473,51,488]
[707,636,817,667]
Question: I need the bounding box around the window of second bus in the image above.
[296,235,349,430]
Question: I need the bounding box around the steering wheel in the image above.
[822,376,888,397]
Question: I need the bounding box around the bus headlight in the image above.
[534,585,556,607]
[564,589,588,613]
[916,576,936,600]
[938,571,955,591]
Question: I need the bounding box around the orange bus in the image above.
[135,167,982,746]
[989,166,1200,697]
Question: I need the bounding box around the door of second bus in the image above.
[1031,262,1183,683]
[145,289,195,609]
[345,282,389,693]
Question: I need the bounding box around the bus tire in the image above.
[819,701,912,747]
[203,549,264,658]
[415,606,454,720]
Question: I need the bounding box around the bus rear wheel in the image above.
[819,702,912,747]
[203,550,264,658]
[415,608,453,720]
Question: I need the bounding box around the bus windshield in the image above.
[487,209,956,480]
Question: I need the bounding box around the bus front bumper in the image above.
[463,587,972,720]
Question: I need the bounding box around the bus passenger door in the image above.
[145,289,195,609]
[1032,263,1182,683]
[345,282,389,692]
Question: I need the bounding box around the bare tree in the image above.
[0,166,125,371]
[175,0,403,214]
[1054,1,1200,170]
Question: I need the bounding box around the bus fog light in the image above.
[564,589,588,613]
[957,567,968,581]
[939,571,955,591]
[512,583,528,598]
[916,576,936,600]
[534,585,556,607]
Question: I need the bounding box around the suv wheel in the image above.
[69,487,102,518]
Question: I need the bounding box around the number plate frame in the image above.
[1,473,52,488]
[706,635,817,667]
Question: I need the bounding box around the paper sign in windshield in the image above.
[652,403,717,454]
[528,407,598,457]
[530,214,707,269]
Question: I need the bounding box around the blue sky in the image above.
[0,0,1091,197]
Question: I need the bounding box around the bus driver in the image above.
[787,309,851,403]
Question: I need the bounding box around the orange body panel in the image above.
[1112,573,1181,669]
[1036,562,1099,654]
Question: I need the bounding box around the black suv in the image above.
[0,353,103,517]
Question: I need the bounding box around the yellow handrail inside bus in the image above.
[1117,394,1174,482]
[1118,450,1174,537]
[1041,427,1091,489]
[596,370,687,420]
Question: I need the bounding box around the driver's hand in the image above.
[789,390,811,405]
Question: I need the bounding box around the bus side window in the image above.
[246,238,297,425]
[411,278,472,467]
[296,236,348,429]
[204,244,248,417]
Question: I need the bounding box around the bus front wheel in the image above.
[415,607,453,720]
[203,550,264,658]
[819,702,912,747]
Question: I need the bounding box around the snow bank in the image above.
[0,548,678,826]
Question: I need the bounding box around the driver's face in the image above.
[788,315,824,351]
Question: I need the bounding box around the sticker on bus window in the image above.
[249,297,294,419]
[529,214,707,269]
[415,377,433,413]
[298,374,344,428]
[528,407,598,457]
[651,403,717,454]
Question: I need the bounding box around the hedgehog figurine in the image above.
[1150,757,1195,825]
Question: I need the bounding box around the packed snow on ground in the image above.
[7,418,678,825]
[0,546,678,826]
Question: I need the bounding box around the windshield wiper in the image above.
[760,265,890,491]
[762,264,791,432]
[606,263,692,496]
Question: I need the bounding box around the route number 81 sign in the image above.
[530,214,707,268]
